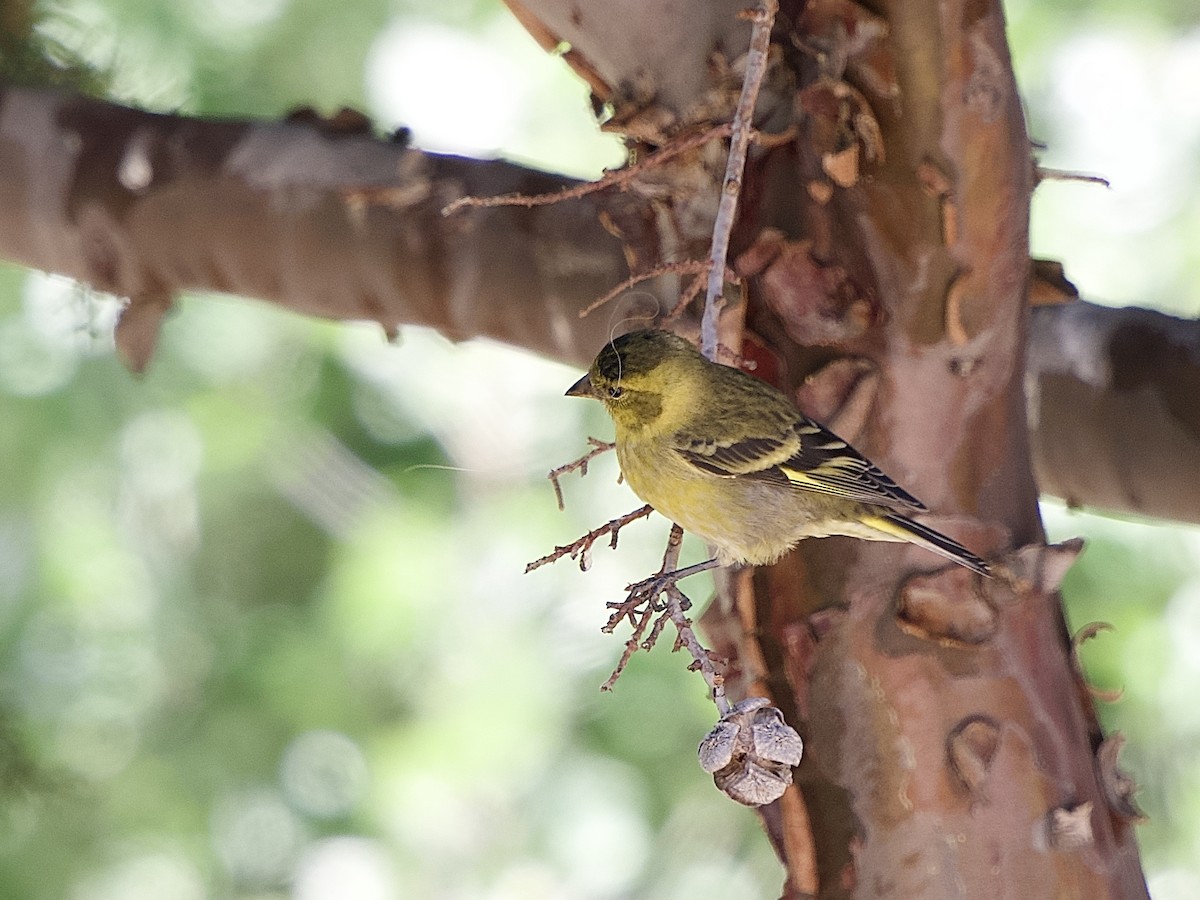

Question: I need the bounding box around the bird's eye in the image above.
[608,386,624,399]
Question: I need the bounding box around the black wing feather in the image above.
[677,419,927,512]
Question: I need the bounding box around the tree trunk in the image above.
[682,0,1149,894]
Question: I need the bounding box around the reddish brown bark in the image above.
[502,0,1150,896]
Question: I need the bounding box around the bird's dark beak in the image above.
[565,373,594,398]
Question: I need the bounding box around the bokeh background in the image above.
[1,1,1199,897]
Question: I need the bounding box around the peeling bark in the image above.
[502,0,753,119]
[0,85,647,365]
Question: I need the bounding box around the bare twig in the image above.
[442,123,733,216]
[600,600,661,692]
[602,522,686,635]
[655,524,729,712]
[547,437,615,510]
[525,504,653,574]
[580,260,741,321]
[666,585,730,714]
[600,523,686,689]
[700,0,778,360]
[578,260,712,319]
[663,271,709,322]
[539,442,728,709]
[598,525,729,710]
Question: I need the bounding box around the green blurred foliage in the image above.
[0,263,778,898]
[1010,0,1200,318]
[2,1,1200,898]
[35,0,390,114]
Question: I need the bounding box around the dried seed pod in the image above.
[698,720,740,773]
[752,707,805,767]
[697,697,803,807]
[715,759,789,807]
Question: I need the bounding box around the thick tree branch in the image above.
[2,87,1197,530]
[0,85,651,368]
[1028,301,1200,525]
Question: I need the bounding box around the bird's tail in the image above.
[862,513,991,577]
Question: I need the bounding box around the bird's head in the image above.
[565,329,702,432]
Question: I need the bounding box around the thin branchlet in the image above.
[643,603,675,649]
[579,260,710,320]
[546,437,615,511]
[700,0,778,360]
[580,261,741,322]
[442,123,733,216]
[663,271,709,322]
[600,602,659,692]
[525,504,653,574]
[667,584,730,714]
[597,526,729,710]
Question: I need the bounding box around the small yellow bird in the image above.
[566,329,990,577]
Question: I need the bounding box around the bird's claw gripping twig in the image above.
[598,526,728,708]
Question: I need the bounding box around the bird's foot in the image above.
[624,558,721,605]
[603,559,719,634]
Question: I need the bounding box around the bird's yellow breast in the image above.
[615,427,833,565]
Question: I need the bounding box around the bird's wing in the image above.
[675,419,928,512]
